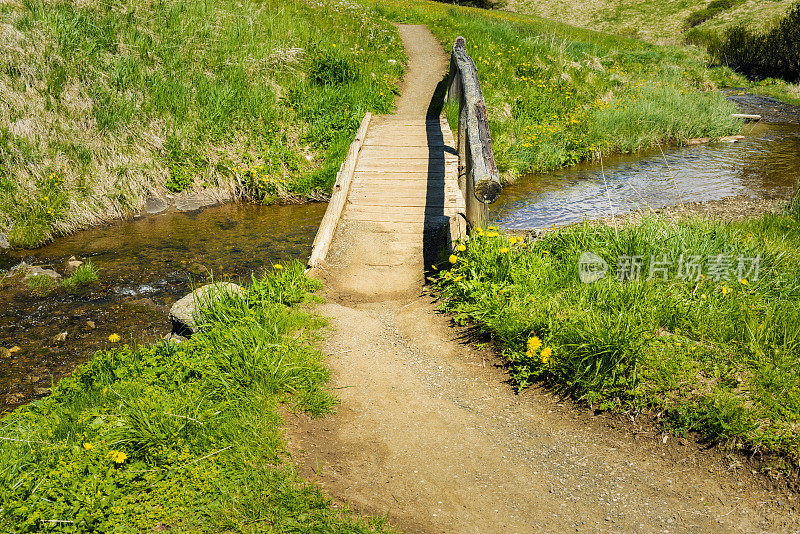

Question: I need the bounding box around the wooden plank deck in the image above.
[321,115,464,299]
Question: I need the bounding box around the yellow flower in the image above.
[540,346,552,364]
[108,333,121,343]
[508,236,517,245]
[457,244,467,252]
[83,443,93,450]
[449,254,458,264]
[527,336,542,352]
[273,263,283,270]
[486,231,499,238]
[500,247,509,254]
[108,450,128,464]
[740,278,748,285]
[700,293,707,299]
[431,264,438,271]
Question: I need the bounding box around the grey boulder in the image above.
[169,282,244,337]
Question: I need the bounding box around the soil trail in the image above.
[284,25,800,533]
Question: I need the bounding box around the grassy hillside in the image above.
[501,0,796,44]
[0,0,404,247]
[370,0,740,180]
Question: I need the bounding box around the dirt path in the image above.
[284,25,800,533]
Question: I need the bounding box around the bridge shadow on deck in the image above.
[422,79,457,273]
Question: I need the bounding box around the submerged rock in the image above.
[11,262,61,280]
[169,282,244,337]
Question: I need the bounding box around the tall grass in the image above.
[370,0,739,180]
[433,209,800,469]
[0,262,393,531]
[0,0,404,247]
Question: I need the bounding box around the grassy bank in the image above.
[370,0,740,180]
[433,199,800,471]
[501,0,796,44]
[0,0,404,247]
[0,263,392,532]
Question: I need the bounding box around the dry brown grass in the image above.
[502,0,796,44]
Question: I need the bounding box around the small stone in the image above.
[9,346,21,353]
[718,135,745,143]
[66,257,84,272]
[144,196,170,215]
[0,347,10,358]
[53,331,68,343]
[33,387,49,396]
[86,320,96,330]
[25,375,40,383]
[685,138,711,146]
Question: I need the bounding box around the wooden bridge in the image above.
[307,31,500,299]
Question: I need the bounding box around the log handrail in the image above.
[445,36,502,230]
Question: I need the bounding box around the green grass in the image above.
[23,274,58,296]
[0,0,405,247]
[370,0,739,180]
[0,262,393,532]
[433,203,800,471]
[62,260,98,291]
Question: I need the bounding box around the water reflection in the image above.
[491,123,800,229]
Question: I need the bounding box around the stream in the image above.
[490,121,800,229]
[0,202,325,413]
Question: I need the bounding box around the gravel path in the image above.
[283,24,800,533]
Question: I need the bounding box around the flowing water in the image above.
[490,122,800,229]
[0,202,325,413]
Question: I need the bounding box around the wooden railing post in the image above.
[444,37,501,232]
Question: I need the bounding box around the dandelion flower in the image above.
[508,236,517,245]
[273,263,283,270]
[457,244,467,252]
[740,278,748,285]
[487,231,499,238]
[540,346,552,364]
[527,336,542,352]
[108,450,128,464]
[449,254,458,264]
[500,247,509,254]
[83,443,93,451]
[108,333,121,343]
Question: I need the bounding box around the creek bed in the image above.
[0,202,325,413]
